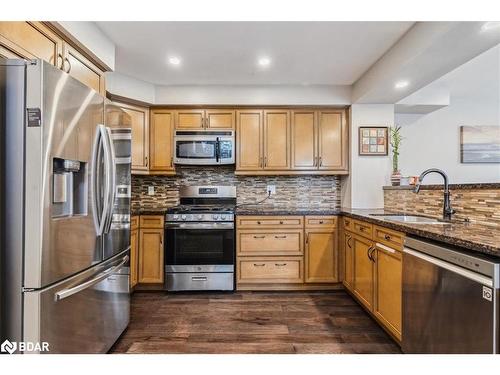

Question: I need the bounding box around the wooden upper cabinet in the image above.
[176,109,205,129]
[305,229,338,283]
[107,102,150,174]
[0,22,63,65]
[318,110,347,171]
[236,110,263,171]
[150,109,175,173]
[291,111,316,170]
[63,44,105,95]
[206,109,235,129]
[353,234,374,311]
[263,110,290,170]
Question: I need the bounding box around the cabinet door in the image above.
[304,229,337,283]
[318,110,347,170]
[353,234,374,311]
[130,228,139,288]
[291,111,317,170]
[108,102,149,173]
[263,110,290,170]
[63,43,105,94]
[150,110,175,173]
[138,228,164,284]
[374,244,402,340]
[0,21,63,66]
[236,110,263,170]
[176,109,205,129]
[343,232,354,291]
[206,109,235,129]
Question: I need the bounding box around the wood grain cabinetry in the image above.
[263,110,290,170]
[150,109,175,173]
[137,215,164,285]
[236,110,263,171]
[176,109,235,130]
[236,215,340,290]
[291,111,316,170]
[317,110,347,170]
[0,21,107,95]
[130,217,139,288]
[343,217,403,342]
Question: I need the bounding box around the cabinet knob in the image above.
[279,221,284,224]
[319,220,324,224]
[257,221,261,224]
[384,234,391,241]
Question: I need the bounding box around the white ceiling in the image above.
[96,22,414,86]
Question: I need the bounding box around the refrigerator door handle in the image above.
[103,126,116,234]
[54,255,129,301]
[91,125,111,236]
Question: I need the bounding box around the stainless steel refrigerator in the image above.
[0,59,131,353]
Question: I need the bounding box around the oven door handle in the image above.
[165,222,234,230]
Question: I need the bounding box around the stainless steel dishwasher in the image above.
[403,237,500,354]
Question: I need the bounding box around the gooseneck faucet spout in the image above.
[414,168,455,221]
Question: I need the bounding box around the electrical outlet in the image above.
[267,185,276,195]
[148,186,155,196]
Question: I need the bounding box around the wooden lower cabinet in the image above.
[236,215,339,290]
[352,234,375,310]
[344,219,403,342]
[373,243,402,340]
[137,215,165,285]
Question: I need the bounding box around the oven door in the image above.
[165,222,234,270]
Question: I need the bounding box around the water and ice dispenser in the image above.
[52,158,87,217]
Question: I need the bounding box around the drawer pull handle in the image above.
[345,220,350,225]
[257,221,261,224]
[384,234,391,240]
[274,235,287,239]
[192,276,207,281]
[275,263,287,267]
[360,227,365,231]
[253,263,265,267]
[279,221,284,224]
[347,236,352,248]
[253,235,266,239]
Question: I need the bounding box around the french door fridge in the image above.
[0,58,131,353]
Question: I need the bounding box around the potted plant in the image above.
[390,125,403,186]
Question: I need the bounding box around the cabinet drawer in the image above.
[343,217,354,232]
[237,216,303,229]
[237,230,303,256]
[353,219,373,239]
[373,225,404,251]
[237,257,303,284]
[131,216,139,230]
[139,215,164,229]
[305,216,337,229]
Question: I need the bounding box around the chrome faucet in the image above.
[414,168,455,221]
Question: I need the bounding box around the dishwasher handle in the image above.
[404,248,493,287]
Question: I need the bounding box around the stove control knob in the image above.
[198,215,203,220]
[181,215,187,221]
[220,215,227,221]
[173,215,179,220]
[212,214,219,220]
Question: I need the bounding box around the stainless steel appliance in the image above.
[0,59,131,353]
[164,186,236,291]
[403,236,500,353]
[174,130,235,165]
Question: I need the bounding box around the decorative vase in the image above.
[391,170,402,186]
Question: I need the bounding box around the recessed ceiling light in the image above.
[258,57,271,67]
[481,22,500,32]
[395,80,409,89]
[168,56,181,66]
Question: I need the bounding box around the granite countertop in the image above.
[383,182,500,190]
[131,207,171,216]
[235,207,341,216]
[341,208,500,258]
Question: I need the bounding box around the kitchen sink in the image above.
[369,214,448,224]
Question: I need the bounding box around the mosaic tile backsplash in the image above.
[384,187,500,226]
[132,166,341,211]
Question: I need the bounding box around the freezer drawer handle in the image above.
[54,255,129,301]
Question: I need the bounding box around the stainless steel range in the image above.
[164,186,236,291]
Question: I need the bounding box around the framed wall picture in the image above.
[460,125,500,163]
[359,126,388,156]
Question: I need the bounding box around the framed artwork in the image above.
[359,126,388,156]
[460,125,500,163]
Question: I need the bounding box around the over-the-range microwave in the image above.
[174,130,235,165]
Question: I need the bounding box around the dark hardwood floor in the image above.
[110,290,401,354]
